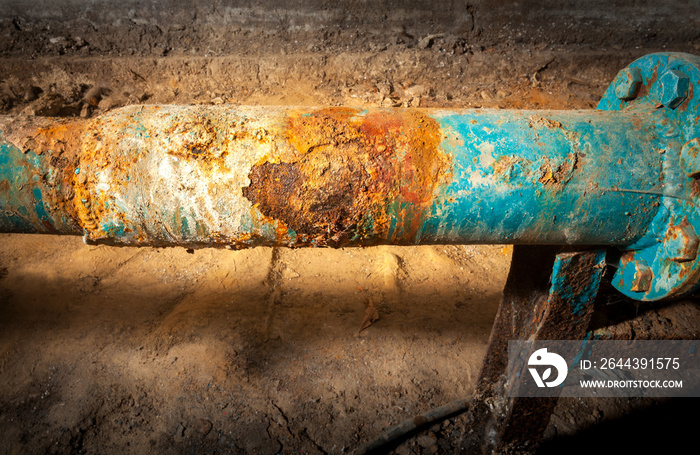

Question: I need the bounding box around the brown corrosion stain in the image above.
[690,179,700,198]
[635,69,657,101]
[242,108,450,246]
[677,83,693,112]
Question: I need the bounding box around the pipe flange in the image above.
[599,53,700,300]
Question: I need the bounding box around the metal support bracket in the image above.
[458,246,606,454]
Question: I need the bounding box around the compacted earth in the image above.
[0,1,699,454]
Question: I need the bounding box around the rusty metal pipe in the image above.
[0,106,664,245]
[2,52,700,301]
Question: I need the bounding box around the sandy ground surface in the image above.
[1,1,699,454]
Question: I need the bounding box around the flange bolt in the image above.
[659,70,689,109]
[630,259,653,292]
[664,220,699,263]
[680,138,700,178]
[615,67,642,100]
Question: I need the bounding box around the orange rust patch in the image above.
[1,117,86,157]
[677,83,693,112]
[284,107,362,155]
[164,119,218,160]
[73,118,111,236]
[537,153,578,187]
[529,116,563,129]
[243,108,450,246]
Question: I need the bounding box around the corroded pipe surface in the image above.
[0,106,664,248]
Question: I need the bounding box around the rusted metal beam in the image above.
[458,246,606,454]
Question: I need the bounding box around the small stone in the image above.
[417,34,443,50]
[191,418,212,437]
[97,97,116,111]
[21,105,36,116]
[405,85,426,98]
[418,37,433,49]
[49,36,67,45]
[381,97,400,107]
[282,267,299,280]
[395,446,414,455]
[84,86,105,107]
[175,422,185,437]
[417,435,437,449]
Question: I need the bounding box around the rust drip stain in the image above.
[242,108,449,246]
[636,68,658,101]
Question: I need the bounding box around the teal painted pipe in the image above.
[1,52,700,301]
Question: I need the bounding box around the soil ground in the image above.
[1,1,699,454]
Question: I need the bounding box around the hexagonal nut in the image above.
[664,219,699,263]
[615,67,642,100]
[630,259,653,292]
[659,69,690,109]
[679,138,700,178]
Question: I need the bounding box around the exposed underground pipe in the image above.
[2,52,700,303]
